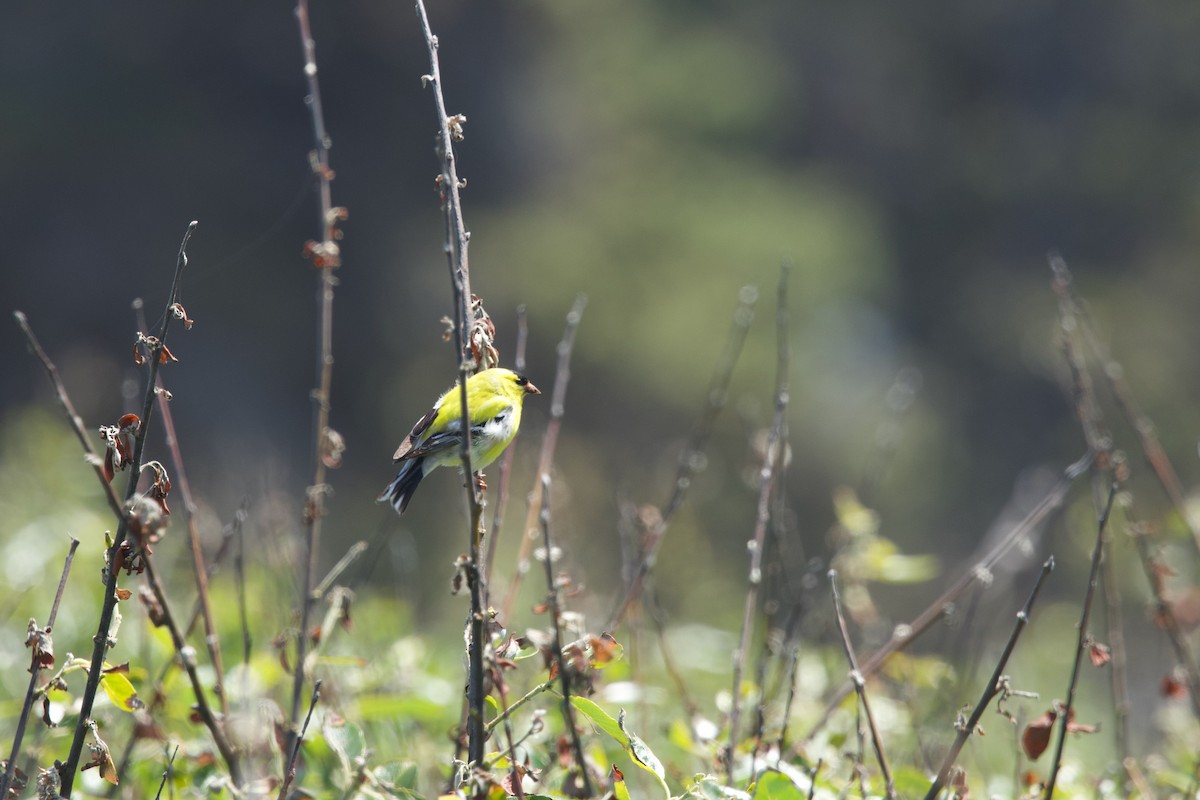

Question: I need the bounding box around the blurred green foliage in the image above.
[4,0,1200,796]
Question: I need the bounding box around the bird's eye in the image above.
[515,375,528,386]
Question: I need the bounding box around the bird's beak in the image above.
[525,381,541,395]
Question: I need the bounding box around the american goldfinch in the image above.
[378,367,541,514]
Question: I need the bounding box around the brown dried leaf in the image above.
[1161,674,1187,699]
[1021,709,1056,760]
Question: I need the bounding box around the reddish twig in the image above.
[290,0,345,751]
[484,305,529,594]
[499,295,587,622]
[136,297,229,718]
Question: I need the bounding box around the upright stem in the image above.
[1044,483,1117,799]
[727,269,788,784]
[499,295,587,623]
[143,299,228,718]
[0,539,79,799]
[414,0,486,768]
[56,221,196,796]
[538,475,593,797]
[925,557,1055,799]
[290,0,342,747]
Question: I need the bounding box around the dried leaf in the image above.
[1021,709,1056,760]
[1161,673,1187,699]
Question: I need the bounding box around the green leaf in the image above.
[618,709,670,800]
[99,670,140,712]
[570,697,629,747]
[324,714,368,772]
[890,765,934,797]
[689,775,751,800]
[751,770,804,800]
[373,762,419,791]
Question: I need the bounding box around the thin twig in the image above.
[609,287,758,629]
[1044,482,1118,799]
[727,268,789,784]
[484,305,529,593]
[27,220,197,797]
[829,570,896,800]
[290,0,344,751]
[0,538,79,799]
[539,474,593,797]
[108,501,247,796]
[232,499,252,671]
[490,669,527,800]
[137,297,230,718]
[1052,254,1200,556]
[279,680,322,800]
[1049,256,1132,760]
[500,295,587,622]
[1128,512,1200,720]
[484,679,555,737]
[152,746,179,800]
[925,557,1055,799]
[414,0,488,768]
[799,451,1091,748]
[143,555,242,780]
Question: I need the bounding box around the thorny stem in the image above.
[291,0,343,754]
[40,220,197,797]
[924,557,1055,800]
[0,539,79,799]
[609,287,757,630]
[500,295,587,623]
[538,474,593,797]
[799,451,1091,748]
[279,681,322,800]
[1044,483,1118,800]
[727,268,789,784]
[830,570,896,800]
[414,0,487,769]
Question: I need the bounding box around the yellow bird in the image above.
[378,367,540,514]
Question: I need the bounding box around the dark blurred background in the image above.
[4,0,1200,680]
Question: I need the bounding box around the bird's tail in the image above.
[377,458,425,515]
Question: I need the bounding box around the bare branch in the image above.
[830,570,895,799]
[925,557,1055,799]
[499,295,587,622]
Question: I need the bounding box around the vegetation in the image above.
[3,3,1199,799]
